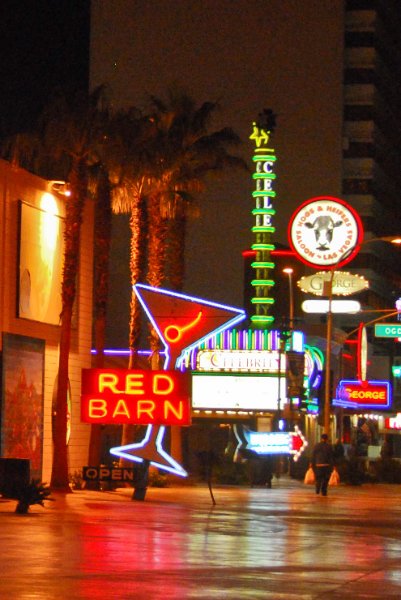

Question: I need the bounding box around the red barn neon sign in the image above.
[81,369,191,426]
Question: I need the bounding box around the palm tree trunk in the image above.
[168,214,186,291]
[120,195,147,455]
[51,157,87,492]
[88,169,112,470]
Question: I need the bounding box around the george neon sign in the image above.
[334,379,391,410]
[297,271,368,296]
[81,368,191,426]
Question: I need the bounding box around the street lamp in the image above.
[283,267,294,329]
[323,236,401,435]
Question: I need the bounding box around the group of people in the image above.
[311,434,344,496]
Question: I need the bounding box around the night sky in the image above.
[91,1,344,348]
[1,1,344,348]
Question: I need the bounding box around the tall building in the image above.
[341,0,401,314]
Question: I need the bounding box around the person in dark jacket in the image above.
[312,433,334,496]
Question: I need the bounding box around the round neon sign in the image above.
[288,196,363,269]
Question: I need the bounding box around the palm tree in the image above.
[146,91,248,294]
[108,108,156,369]
[38,86,111,491]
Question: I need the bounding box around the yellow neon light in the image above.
[164,311,203,343]
[249,122,271,147]
[252,155,276,161]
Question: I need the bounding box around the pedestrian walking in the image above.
[312,433,334,496]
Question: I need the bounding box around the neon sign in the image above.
[134,284,246,368]
[249,110,277,326]
[110,425,188,477]
[108,286,246,478]
[81,369,191,426]
[334,379,391,409]
[385,414,401,430]
[233,424,307,461]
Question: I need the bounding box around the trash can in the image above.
[0,458,30,497]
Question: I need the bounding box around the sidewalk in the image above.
[1,478,401,599]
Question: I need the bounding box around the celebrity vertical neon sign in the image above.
[249,110,277,326]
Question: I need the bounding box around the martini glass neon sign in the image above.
[164,311,203,344]
[110,285,246,477]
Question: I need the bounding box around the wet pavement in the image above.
[1,478,401,599]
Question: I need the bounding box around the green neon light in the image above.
[252,173,276,179]
[252,226,276,233]
[251,280,275,286]
[251,243,275,250]
[252,191,276,198]
[252,155,276,162]
[251,315,275,324]
[252,208,276,216]
[251,261,275,269]
[251,297,275,304]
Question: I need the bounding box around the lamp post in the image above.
[283,267,294,330]
[323,236,401,435]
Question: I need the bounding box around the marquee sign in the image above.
[192,372,285,411]
[297,271,368,297]
[81,368,191,426]
[196,349,283,373]
[288,196,363,269]
[334,379,391,410]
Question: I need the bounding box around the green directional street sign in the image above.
[374,323,401,338]
[392,365,401,377]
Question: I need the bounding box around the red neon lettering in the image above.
[163,400,183,420]
[125,374,145,394]
[113,400,130,418]
[137,400,156,419]
[153,374,174,395]
[98,373,119,393]
[89,399,108,418]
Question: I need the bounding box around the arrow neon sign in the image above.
[233,424,308,462]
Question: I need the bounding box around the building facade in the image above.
[0,160,93,481]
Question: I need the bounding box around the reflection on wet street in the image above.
[2,479,401,598]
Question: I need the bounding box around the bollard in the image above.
[132,459,150,501]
